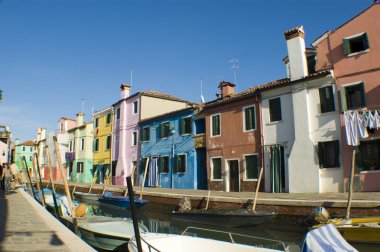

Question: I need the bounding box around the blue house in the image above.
[139,106,207,189]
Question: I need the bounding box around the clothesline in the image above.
[343,109,380,146]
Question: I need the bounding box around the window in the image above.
[245,154,259,179]
[94,138,99,152]
[139,157,148,173]
[176,154,186,173]
[30,147,33,152]
[211,157,222,180]
[133,101,138,114]
[319,86,335,113]
[269,97,282,122]
[356,140,380,172]
[116,108,120,120]
[159,156,169,173]
[343,32,370,55]
[243,105,256,131]
[23,147,25,151]
[60,123,64,132]
[318,140,340,168]
[106,135,111,150]
[106,113,111,124]
[77,162,84,173]
[80,139,84,151]
[211,114,221,136]
[341,83,366,110]
[160,122,171,138]
[132,131,137,146]
[69,141,74,152]
[180,117,192,135]
[29,156,32,161]
[94,118,99,128]
[141,126,150,142]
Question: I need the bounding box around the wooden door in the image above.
[229,160,239,192]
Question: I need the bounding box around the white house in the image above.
[260,26,342,193]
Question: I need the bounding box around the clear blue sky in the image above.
[0,0,371,142]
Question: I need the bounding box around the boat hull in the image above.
[74,192,102,201]
[171,209,276,227]
[99,196,149,209]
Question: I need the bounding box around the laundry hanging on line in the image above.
[343,109,380,146]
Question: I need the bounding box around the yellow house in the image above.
[93,107,113,184]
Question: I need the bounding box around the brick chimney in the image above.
[76,112,84,127]
[120,83,131,99]
[284,26,308,81]
[218,81,235,99]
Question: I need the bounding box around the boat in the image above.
[73,191,102,201]
[310,206,380,243]
[61,215,149,251]
[171,208,277,227]
[302,223,358,251]
[128,226,289,252]
[99,191,149,209]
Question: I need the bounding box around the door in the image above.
[229,160,239,192]
[270,146,286,193]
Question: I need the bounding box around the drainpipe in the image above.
[171,129,176,189]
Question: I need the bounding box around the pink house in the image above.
[313,3,380,191]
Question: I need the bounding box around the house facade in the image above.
[112,84,192,186]
[36,128,46,178]
[93,107,113,184]
[14,140,36,172]
[203,81,262,192]
[139,107,207,189]
[312,3,380,192]
[67,112,94,183]
[259,26,342,193]
[0,126,11,164]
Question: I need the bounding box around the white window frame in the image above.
[243,153,259,181]
[210,156,223,181]
[210,113,221,137]
[343,32,370,56]
[132,131,138,147]
[80,138,85,151]
[242,105,256,132]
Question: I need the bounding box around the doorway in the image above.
[270,146,286,193]
[228,160,240,192]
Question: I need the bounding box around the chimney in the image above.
[218,81,235,99]
[284,26,308,81]
[120,83,131,99]
[15,139,19,145]
[41,128,46,140]
[76,112,84,127]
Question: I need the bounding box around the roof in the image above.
[312,3,379,46]
[59,117,76,121]
[17,140,35,147]
[203,70,332,109]
[67,122,93,132]
[139,106,199,125]
[112,90,195,107]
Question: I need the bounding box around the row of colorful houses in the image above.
[15,3,380,193]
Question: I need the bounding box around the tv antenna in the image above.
[197,78,205,103]
[229,57,239,84]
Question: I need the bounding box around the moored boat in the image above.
[99,191,149,209]
[74,191,102,201]
[171,208,277,227]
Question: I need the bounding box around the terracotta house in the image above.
[312,3,380,191]
[202,81,262,192]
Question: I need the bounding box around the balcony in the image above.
[194,133,206,149]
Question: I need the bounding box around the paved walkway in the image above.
[0,188,95,252]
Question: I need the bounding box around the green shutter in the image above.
[140,128,144,141]
[180,118,184,135]
[334,141,340,167]
[343,38,350,55]
[318,142,325,168]
[363,33,370,49]
[339,86,347,111]
[360,82,366,107]
[160,124,164,138]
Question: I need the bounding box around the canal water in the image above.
[79,199,379,252]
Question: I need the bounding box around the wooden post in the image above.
[53,136,76,218]
[346,148,356,219]
[205,190,211,210]
[34,150,46,207]
[21,157,34,197]
[102,184,107,195]
[89,167,98,193]
[32,155,45,206]
[252,166,264,212]
[139,157,150,200]
[127,176,143,252]
[45,146,60,217]
[72,185,77,199]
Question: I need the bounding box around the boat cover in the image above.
[301,224,358,252]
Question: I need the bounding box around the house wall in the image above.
[140,96,188,120]
[205,97,262,192]
[140,110,206,189]
[0,141,8,164]
[314,4,380,191]
[14,145,35,172]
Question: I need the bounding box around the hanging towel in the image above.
[356,111,368,139]
[148,158,159,187]
[344,111,359,146]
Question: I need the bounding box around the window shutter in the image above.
[360,82,366,107]
[245,108,251,130]
[160,123,164,138]
[318,142,325,168]
[363,33,370,49]
[140,129,144,141]
[343,39,350,55]
[340,86,347,111]
[180,119,184,135]
[215,115,220,135]
[334,141,340,167]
